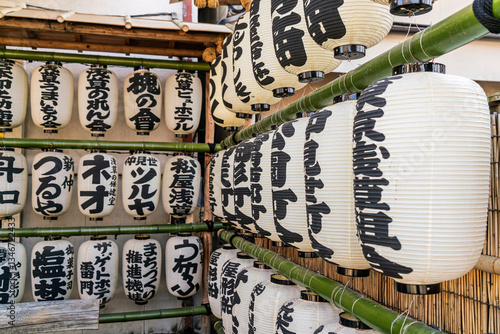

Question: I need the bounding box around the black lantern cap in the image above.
[396,282,440,295]
[134,234,151,240]
[390,0,433,16]
[298,71,324,83]
[273,87,295,98]
[44,236,62,241]
[339,312,372,330]
[252,104,270,112]
[236,112,254,119]
[253,261,271,269]
[271,274,295,285]
[334,93,361,103]
[393,62,446,75]
[90,235,107,241]
[334,45,366,60]
[300,290,327,302]
[337,267,371,278]
[177,232,192,237]
[236,252,253,259]
[222,243,236,250]
[134,66,150,71]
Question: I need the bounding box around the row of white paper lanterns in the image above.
[0,61,202,137]
[0,233,202,306]
[0,151,201,222]
[210,64,491,294]
[210,0,394,129]
[208,245,377,333]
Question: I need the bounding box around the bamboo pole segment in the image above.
[172,19,189,32]
[0,6,22,19]
[0,49,211,71]
[219,231,441,334]
[214,321,225,334]
[124,15,132,29]
[220,0,500,148]
[0,222,229,238]
[475,255,500,275]
[57,10,75,23]
[98,306,209,323]
[0,138,221,153]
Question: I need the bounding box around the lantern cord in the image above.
[473,0,500,33]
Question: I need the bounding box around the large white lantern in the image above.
[31,62,73,133]
[0,60,28,132]
[0,239,26,304]
[314,312,378,333]
[165,233,203,299]
[249,274,302,334]
[232,13,281,114]
[77,236,119,307]
[209,56,244,131]
[249,0,307,97]
[78,152,117,220]
[124,67,162,135]
[232,261,275,334]
[353,63,491,294]
[208,244,239,319]
[220,252,255,331]
[272,118,316,257]
[122,153,161,220]
[0,149,27,219]
[162,155,201,224]
[305,96,371,277]
[276,291,341,333]
[123,235,161,304]
[32,151,74,220]
[305,0,393,60]
[271,0,342,83]
[209,151,226,221]
[31,237,74,301]
[220,146,238,227]
[78,65,119,137]
[164,72,202,137]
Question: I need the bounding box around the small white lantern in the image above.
[209,151,226,221]
[0,239,26,304]
[305,0,393,60]
[353,63,490,294]
[164,72,202,137]
[32,151,75,220]
[314,312,378,333]
[0,149,27,219]
[0,60,28,132]
[123,235,161,305]
[165,233,203,299]
[122,153,161,220]
[31,62,74,133]
[271,0,342,83]
[209,56,244,131]
[162,155,201,224]
[249,274,302,334]
[124,67,162,135]
[31,237,74,301]
[208,244,239,319]
[249,0,307,97]
[220,146,239,227]
[78,65,119,137]
[78,152,117,220]
[77,236,119,307]
[305,96,371,277]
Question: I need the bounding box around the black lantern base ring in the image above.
[0,128,12,133]
[43,216,57,221]
[390,0,434,16]
[175,134,188,138]
[89,217,103,221]
[271,240,286,247]
[134,217,146,221]
[298,71,324,83]
[273,87,295,98]
[224,126,239,132]
[44,129,58,134]
[298,251,319,259]
[136,131,150,136]
[91,133,105,137]
[337,267,371,278]
[236,112,254,119]
[334,45,366,60]
[396,282,441,295]
[135,300,148,305]
[252,104,270,112]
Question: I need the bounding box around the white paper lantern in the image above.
[32,151,74,220]
[0,240,26,304]
[164,72,202,137]
[123,235,161,304]
[78,152,117,220]
[77,236,119,307]
[232,13,281,114]
[124,67,162,135]
[249,0,307,97]
[0,60,28,131]
[249,274,302,334]
[220,252,255,332]
[31,237,74,301]
[165,233,203,299]
[162,155,201,224]
[276,291,341,333]
[0,149,27,219]
[122,153,161,220]
[78,65,119,137]
[210,56,244,130]
[271,0,342,83]
[220,146,238,227]
[209,151,226,221]
[208,244,239,319]
[305,0,393,60]
[231,261,276,334]
[305,97,371,277]
[272,118,316,256]
[31,62,74,133]
[353,63,490,294]
[314,312,378,333]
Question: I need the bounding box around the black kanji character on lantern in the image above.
[126,72,161,95]
[129,108,160,131]
[32,246,65,279]
[34,278,66,300]
[80,185,110,214]
[82,155,111,184]
[127,167,158,216]
[0,152,23,183]
[170,239,200,296]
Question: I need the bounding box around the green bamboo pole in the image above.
[0,138,222,153]
[214,321,225,334]
[99,305,209,323]
[0,222,229,238]
[0,49,211,71]
[221,0,500,148]
[219,231,440,334]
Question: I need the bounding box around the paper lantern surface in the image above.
[220,146,238,227]
[208,245,239,319]
[209,151,226,221]
[0,60,28,131]
[0,150,27,218]
[0,241,26,304]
